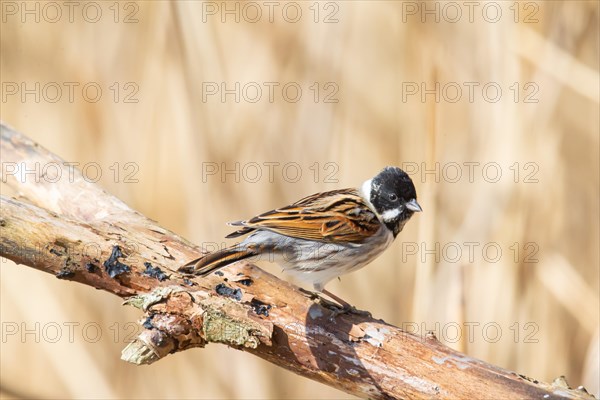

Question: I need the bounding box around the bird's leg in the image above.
[321,289,372,318]
[299,287,347,311]
[321,289,352,309]
[299,287,339,308]
[298,287,371,318]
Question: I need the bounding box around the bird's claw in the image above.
[328,305,372,320]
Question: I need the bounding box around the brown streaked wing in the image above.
[226,188,380,243]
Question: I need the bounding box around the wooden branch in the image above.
[0,122,594,400]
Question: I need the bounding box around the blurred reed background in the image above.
[1,1,598,399]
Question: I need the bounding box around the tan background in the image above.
[1,1,598,399]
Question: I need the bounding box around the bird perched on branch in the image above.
[180,166,421,307]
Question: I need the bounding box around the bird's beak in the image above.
[406,199,423,212]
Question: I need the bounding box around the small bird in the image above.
[180,166,421,305]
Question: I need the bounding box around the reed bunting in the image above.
[180,166,421,301]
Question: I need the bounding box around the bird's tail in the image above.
[178,245,258,276]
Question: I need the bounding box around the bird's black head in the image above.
[365,166,422,236]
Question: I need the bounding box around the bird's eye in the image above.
[388,193,398,202]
